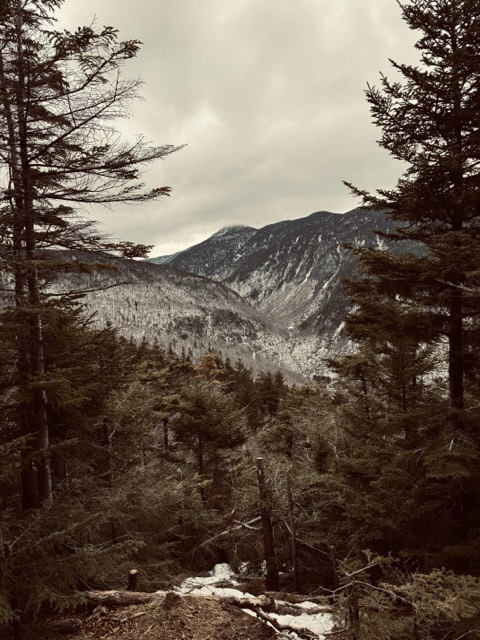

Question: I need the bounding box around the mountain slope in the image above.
[149,208,394,374]
[157,210,390,329]
[4,208,398,380]
[50,252,307,380]
[223,209,389,327]
[150,225,257,280]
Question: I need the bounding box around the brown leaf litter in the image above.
[37,592,276,640]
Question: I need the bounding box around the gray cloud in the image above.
[57,0,418,255]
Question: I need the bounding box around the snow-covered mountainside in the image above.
[149,208,394,376]
[150,225,257,280]
[28,208,396,380]
[48,252,306,381]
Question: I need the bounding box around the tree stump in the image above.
[127,569,138,591]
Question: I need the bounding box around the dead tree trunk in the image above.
[256,457,278,590]
[163,418,169,451]
[287,470,300,591]
[346,583,360,640]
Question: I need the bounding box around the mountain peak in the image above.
[211,225,256,239]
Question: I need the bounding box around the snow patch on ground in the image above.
[176,563,255,598]
[270,610,334,638]
[165,564,335,639]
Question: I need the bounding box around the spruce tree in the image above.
[345,0,480,431]
[339,0,480,572]
[174,381,247,477]
[0,0,181,509]
[0,1,182,633]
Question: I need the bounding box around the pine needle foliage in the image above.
[335,0,480,575]
[0,0,182,509]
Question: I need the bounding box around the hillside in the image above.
[47,251,305,378]
[148,208,395,376]
[35,208,398,379]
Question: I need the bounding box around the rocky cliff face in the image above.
[145,208,394,378]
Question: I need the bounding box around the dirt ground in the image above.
[36,594,277,640]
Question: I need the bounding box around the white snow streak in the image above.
[163,564,334,639]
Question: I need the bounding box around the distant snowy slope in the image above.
[150,225,257,279]
[11,208,405,380]
[50,251,307,380]
[145,209,395,373]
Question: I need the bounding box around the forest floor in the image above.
[36,594,276,640]
[28,565,334,640]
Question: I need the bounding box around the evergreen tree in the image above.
[174,381,247,477]
[0,0,180,509]
[0,1,181,634]
[256,370,286,418]
[338,0,480,573]
[258,384,341,590]
[231,359,261,429]
[345,0,480,430]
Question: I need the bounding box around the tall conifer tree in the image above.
[345,0,480,431]
[338,0,480,570]
[0,0,180,508]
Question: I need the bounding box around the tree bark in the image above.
[198,432,204,475]
[163,418,169,451]
[0,3,53,507]
[16,0,52,503]
[256,457,279,590]
[287,470,300,591]
[103,418,114,486]
[346,583,360,640]
[449,286,464,427]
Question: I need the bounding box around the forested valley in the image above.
[2,0,480,639]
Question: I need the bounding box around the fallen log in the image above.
[80,588,331,640]
[81,590,269,609]
[252,606,318,640]
[223,595,274,611]
[83,590,158,608]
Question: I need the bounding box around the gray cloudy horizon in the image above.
[57,0,418,257]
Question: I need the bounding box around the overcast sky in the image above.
[56,0,419,256]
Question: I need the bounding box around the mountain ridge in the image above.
[40,208,396,380]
